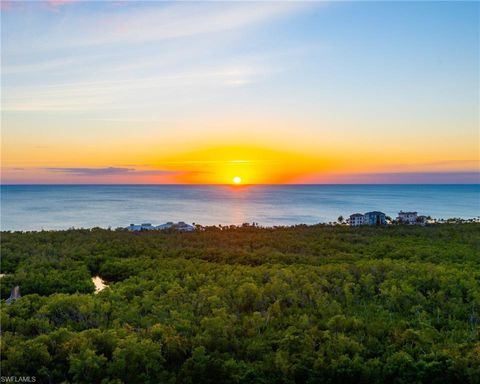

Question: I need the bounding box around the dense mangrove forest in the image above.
[1,224,479,383]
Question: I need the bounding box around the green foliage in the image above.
[1,224,479,383]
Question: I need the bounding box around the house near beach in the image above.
[349,213,365,226]
[175,222,195,232]
[397,211,418,224]
[364,211,387,225]
[127,222,195,232]
[349,211,386,226]
[397,211,430,225]
[156,221,195,231]
[127,223,155,231]
[417,216,429,226]
[156,222,174,230]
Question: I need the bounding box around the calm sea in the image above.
[1,184,479,231]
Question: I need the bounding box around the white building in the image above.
[175,221,195,232]
[156,221,195,231]
[156,222,174,230]
[417,215,428,226]
[397,211,418,224]
[127,221,195,232]
[127,223,155,231]
[349,213,365,226]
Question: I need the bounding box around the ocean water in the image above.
[1,184,479,231]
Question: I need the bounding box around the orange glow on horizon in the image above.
[149,144,333,184]
[3,142,478,185]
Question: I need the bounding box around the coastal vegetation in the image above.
[1,224,479,383]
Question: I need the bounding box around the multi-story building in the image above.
[127,223,155,231]
[397,211,418,224]
[349,213,365,226]
[364,211,387,225]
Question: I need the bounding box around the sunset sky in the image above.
[1,0,479,184]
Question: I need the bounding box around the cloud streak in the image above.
[5,2,310,51]
[3,66,274,112]
[299,172,480,184]
[47,0,77,5]
[2,2,312,113]
[45,167,179,177]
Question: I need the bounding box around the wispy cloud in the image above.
[379,160,480,172]
[1,0,77,13]
[44,167,179,177]
[299,171,480,184]
[2,54,106,75]
[2,2,313,113]
[4,2,309,51]
[47,0,77,5]
[92,2,304,47]
[0,0,13,12]
[3,65,278,112]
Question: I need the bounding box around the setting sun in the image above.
[233,176,242,184]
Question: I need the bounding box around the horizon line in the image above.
[1,183,479,186]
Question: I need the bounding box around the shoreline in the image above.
[1,218,479,233]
